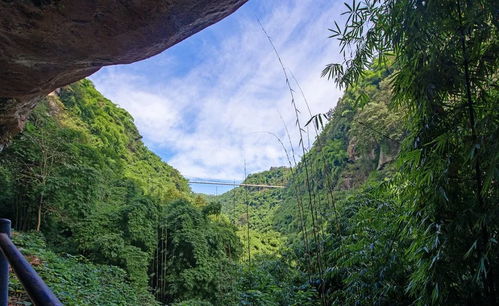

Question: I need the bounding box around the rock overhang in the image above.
[0,0,248,146]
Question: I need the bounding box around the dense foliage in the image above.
[203,62,409,305]
[154,199,242,304]
[0,1,496,304]
[0,81,242,305]
[212,167,288,258]
[323,0,499,304]
[9,231,156,305]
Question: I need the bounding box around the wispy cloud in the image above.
[90,0,345,182]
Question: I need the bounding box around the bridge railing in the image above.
[0,219,62,306]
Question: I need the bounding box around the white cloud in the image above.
[90,0,345,181]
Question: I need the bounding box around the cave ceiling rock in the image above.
[0,0,248,147]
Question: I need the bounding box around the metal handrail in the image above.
[0,219,62,306]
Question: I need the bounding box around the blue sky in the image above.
[89,0,345,194]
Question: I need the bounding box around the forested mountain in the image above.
[211,35,498,303]
[0,62,407,305]
[0,1,496,304]
[208,62,409,305]
[0,80,242,305]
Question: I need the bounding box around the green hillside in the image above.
[212,167,289,258]
[205,63,409,305]
[1,1,497,304]
[1,50,496,305]
[209,19,498,302]
[1,65,402,305]
[0,80,242,305]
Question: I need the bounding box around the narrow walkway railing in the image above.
[0,219,62,306]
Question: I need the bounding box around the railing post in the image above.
[0,219,11,306]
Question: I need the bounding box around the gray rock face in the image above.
[0,0,247,145]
